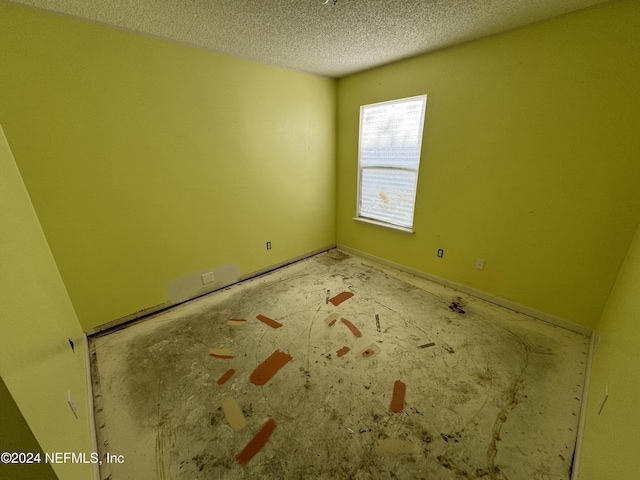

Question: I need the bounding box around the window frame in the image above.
[354,94,427,234]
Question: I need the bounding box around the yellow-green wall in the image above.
[0,125,93,480]
[0,1,336,330]
[578,220,640,479]
[336,0,640,329]
[0,377,57,480]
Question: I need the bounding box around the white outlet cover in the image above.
[68,391,79,419]
[475,258,485,270]
[201,272,215,285]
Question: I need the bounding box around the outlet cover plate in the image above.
[201,272,215,285]
[68,391,79,419]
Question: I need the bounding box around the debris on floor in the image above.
[375,313,381,332]
[418,342,436,349]
[249,349,293,386]
[449,297,466,314]
[328,291,354,306]
[256,314,283,329]
[440,433,458,443]
[221,397,247,431]
[340,317,362,338]
[236,418,276,465]
[217,369,235,385]
[209,348,234,359]
[389,380,406,413]
[442,344,455,354]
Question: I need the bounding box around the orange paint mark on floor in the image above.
[337,346,350,357]
[341,318,362,338]
[389,380,406,413]
[329,291,354,306]
[361,344,380,358]
[249,350,293,386]
[256,314,283,329]
[236,418,276,465]
[217,369,235,385]
[324,313,339,326]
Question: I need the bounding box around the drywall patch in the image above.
[167,263,239,303]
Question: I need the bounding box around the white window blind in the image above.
[357,95,426,230]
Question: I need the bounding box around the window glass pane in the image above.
[359,98,425,170]
[359,168,418,228]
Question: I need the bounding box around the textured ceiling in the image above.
[12,0,608,78]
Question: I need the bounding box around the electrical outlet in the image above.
[68,391,79,419]
[437,249,444,258]
[266,242,272,250]
[475,258,485,270]
[201,272,215,285]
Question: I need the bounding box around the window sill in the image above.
[353,217,414,236]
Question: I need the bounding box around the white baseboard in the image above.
[571,329,597,480]
[86,301,173,336]
[86,244,336,336]
[337,244,593,337]
[237,244,336,282]
[83,334,100,480]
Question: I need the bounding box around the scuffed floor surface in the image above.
[90,249,589,479]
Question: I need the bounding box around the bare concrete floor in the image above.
[90,249,589,479]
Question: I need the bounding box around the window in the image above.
[356,94,427,232]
